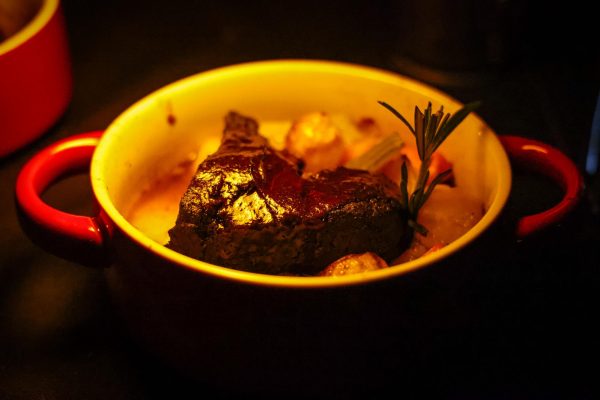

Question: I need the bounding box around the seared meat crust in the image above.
[168,112,407,275]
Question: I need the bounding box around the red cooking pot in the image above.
[15,61,582,396]
[0,0,71,157]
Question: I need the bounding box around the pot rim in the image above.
[92,59,512,288]
[0,0,58,56]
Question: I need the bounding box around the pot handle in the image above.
[499,135,584,238]
[15,131,110,267]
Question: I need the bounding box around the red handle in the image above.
[15,131,110,267]
[499,135,584,238]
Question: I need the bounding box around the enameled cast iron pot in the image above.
[0,0,71,157]
[16,60,582,395]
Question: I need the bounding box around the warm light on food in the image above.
[286,111,346,173]
[319,252,388,276]
[128,101,484,277]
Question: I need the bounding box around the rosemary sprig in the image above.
[379,100,481,235]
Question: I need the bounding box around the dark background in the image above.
[1,0,599,399]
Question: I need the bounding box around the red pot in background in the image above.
[0,0,72,158]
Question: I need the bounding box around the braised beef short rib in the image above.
[167,112,408,275]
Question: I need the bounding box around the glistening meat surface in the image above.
[167,112,408,275]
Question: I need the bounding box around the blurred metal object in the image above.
[390,0,523,87]
[586,90,600,175]
[585,90,600,216]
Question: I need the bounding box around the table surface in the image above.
[1,1,599,399]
